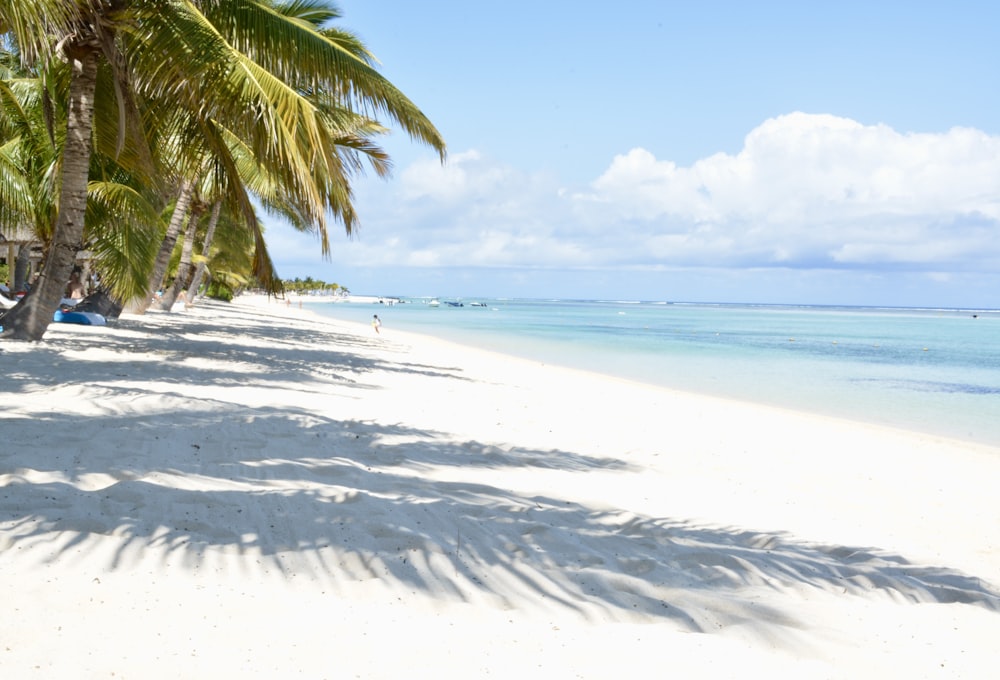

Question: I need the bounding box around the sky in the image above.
[265,0,1000,307]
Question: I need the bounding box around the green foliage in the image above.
[206,280,233,302]
[282,277,345,293]
[1,0,443,336]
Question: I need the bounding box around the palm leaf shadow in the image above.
[3,301,998,643]
[3,409,998,640]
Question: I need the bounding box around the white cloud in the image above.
[281,112,1000,278]
[583,113,1000,268]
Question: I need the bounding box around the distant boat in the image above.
[428,299,440,307]
[444,301,463,307]
[469,302,487,307]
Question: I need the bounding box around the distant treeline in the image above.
[282,278,348,294]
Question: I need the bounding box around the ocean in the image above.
[302,297,1000,448]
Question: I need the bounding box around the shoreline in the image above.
[272,294,994,444]
[298,294,1000,448]
[2,295,999,677]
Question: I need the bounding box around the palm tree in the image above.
[1,0,445,340]
[0,0,142,339]
[184,199,222,305]
[0,53,180,308]
[140,7,410,313]
[0,50,56,262]
[159,196,202,310]
[0,39,163,309]
[198,207,262,301]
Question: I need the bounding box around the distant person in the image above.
[66,271,85,299]
[372,314,382,334]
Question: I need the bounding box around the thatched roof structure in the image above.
[0,225,39,245]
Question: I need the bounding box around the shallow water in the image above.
[305,297,1000,447]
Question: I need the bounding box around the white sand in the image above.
[2,296,998,679]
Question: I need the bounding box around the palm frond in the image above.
[0,0,79,64]
[195,0,446,158]
[86,179,165,301]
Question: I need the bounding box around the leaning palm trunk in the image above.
[159,203,200,310]
[127,178,195,314]
[185,200,221,305]
[0,44,99,340]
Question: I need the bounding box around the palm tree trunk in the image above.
[13,244,31,291]
[128,178,195,314]
[186,200,221,305]
[159,202,201,310]
[0,45,99,340]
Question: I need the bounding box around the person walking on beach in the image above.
[372,314,382,334]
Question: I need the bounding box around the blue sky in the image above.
[266,0,1000,307]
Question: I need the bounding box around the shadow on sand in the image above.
[2,301,998,640]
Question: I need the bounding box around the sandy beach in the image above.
[2,295,998,678]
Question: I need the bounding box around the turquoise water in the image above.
[304,298,1000,447]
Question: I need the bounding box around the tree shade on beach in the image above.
[3,296,999,676]
[0,0,445,340]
